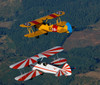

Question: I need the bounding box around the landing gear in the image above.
[44,33,48,35]
[35,36,39,39]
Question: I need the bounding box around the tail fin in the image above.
[55,70,65,77]
[55,63,72,77]
[62,63,72,76]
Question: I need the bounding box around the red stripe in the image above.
[18,71,33,81]
[65,67,71,69]
[42,53,51,58]
[53,59,67,64]
[61,71,64,75]
[31,21,40,24]
[34,55,39,58]
[25,59,29,67]
[31,70,36,78]
[34,66,57,73]
[66,70,72,73]
[49,47,63,51]
[65,65,69,68]
[58,71,60,77]
[44,51,58,54]
[38,71,42,75]
[31,58,37,63]
[49,14,57,18]
[13,60,26,69]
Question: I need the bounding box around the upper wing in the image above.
[20,11,65,27]
[56,21,67,26]
[9,46,64,69]
[51,58,67,66]
[38,46,64,58]
[24,30,47,38]
[15,70,42,81]
[9,56,39,69]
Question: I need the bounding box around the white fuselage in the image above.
[32,63,61,74]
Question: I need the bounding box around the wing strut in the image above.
[27,27,34,34]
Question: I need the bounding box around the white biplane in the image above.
[9,46,74,81]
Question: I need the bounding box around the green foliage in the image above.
[0,0,100,85]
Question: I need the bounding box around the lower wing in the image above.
[15,70,42,81]
[24,30,47,38]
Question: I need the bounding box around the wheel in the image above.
[35,36,39,39]
[44,33,48,35]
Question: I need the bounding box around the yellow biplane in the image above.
[20,11,75,38]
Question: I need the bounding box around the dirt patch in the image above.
[0,35,7,43]
[0,35,15,51]
[0,21,13,29]
[76,68,100,80]
[63,22,100,51]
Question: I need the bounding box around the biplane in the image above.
[20,11,75,38]
[9,46,75,81]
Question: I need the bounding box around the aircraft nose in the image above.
[66,22,72,33]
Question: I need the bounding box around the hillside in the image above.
[63,21,100,51]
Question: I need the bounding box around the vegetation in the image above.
[0,0,100,85]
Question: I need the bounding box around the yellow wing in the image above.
[20,11,65,28]
[24,30,47,38]
[56,21,67,26]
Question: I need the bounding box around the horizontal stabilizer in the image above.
[56,63,72,77]
[51,58,67,66]
[55,70,65,77]
[15,70,42,81]
[62,63,72,76]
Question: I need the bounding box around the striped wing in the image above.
[51,58,67,66]
[9,56,39,69]
[9,46,64,69]
[38,46,64,58]
[15,70,42,81]
[20,11,65,27]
